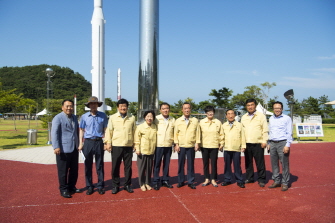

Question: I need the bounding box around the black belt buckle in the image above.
[87,138,102,141]
[271,140,286,143]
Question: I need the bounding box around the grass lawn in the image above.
[0,119,334,150]
[0,119,49,150]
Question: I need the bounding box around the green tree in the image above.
[260,82,276,110]
[0,65,92,106]
[318,95,335,117]
[198,100,216,111]
[128,102,138,118]
[301,96,320,115]
[230,85,262,110]
[40,99,63,128]
[209,87,233,108]
[0,84,37,130]
[104,97,117,116]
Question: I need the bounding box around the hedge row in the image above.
[322,119,335,124]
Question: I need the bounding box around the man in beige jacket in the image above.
[241,99,268,187]
[104,99,136,194]
[174,102,199,189]
[221,109,246,188]
[153,103,175,190]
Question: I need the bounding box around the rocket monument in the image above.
[138,0,159,123]
[117,68,121,100]
[91,0,106,112]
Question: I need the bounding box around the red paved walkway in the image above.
[1,143,334,222]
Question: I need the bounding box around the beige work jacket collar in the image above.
[203,117,217,123]
[117,112,131,119]
[157,114,171,121]
[143,122,155,129]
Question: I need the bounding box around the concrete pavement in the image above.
[0,146,204,164]
[0,144,276,165]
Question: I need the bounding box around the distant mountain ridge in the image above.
[0,64,92,104]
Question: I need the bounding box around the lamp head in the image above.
[284,89,294,100]
[45,68,56,77]
[46,68,54,76]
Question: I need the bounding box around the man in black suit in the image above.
[51,99,81,198]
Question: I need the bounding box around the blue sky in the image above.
[1,0,334,106]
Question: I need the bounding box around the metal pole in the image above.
[138,0,159,124]
[47,76,52,144]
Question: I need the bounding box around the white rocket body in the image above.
[91,0,106,112]
[74,95,77,115]
[117,68,121,100]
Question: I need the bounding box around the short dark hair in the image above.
[143,110,156,121]
[245,98,257,106]
[182,102,192,109]
[117,98,129,107]
[273,101,283,109]
[62,99,74,106]
[204,105,215,114]
[225,109,236,115]
[160,102,170,109]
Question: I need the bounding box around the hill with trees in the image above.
[0,64,92,109]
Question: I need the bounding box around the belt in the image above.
[270,140,286,143]
[85,138,102,141]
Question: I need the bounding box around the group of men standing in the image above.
[52,97,292,198]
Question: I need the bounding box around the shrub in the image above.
[322,118,335,124]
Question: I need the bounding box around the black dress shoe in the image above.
[177,182,185,188]
[237,183,245,188]
[60,191,72,198]
[111,187,119,194]
[259,182,265,187]
[86,187,94,195]
[153,184,159,190]
[188,184,196,189]
[69,188,82,194]
[245,179,255,184]
[98,188,105,195]
[162,181,173,188]
[124,185,134,193]
[221,182,231,186]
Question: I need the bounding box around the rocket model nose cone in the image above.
[94,0,102,8]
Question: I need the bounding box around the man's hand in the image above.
[54,148,61,155]
[219,145,223,152]
[174,144,180,153]
[78,144,83,151]
[136,150,141,155]
[194,143,199,152]
[241,148,246,153]
[105,143,112,153]
[261,143,267,149]
[283,146,290,154]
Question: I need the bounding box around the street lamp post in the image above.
[46,68,55,144]
[284,89,294,121]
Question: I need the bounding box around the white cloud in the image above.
[224,70,260,76]
[312,68,335,73]
[317,54,335,60]
[310,68,335,76]
[252,70,259,76]
[279,76,335,89]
